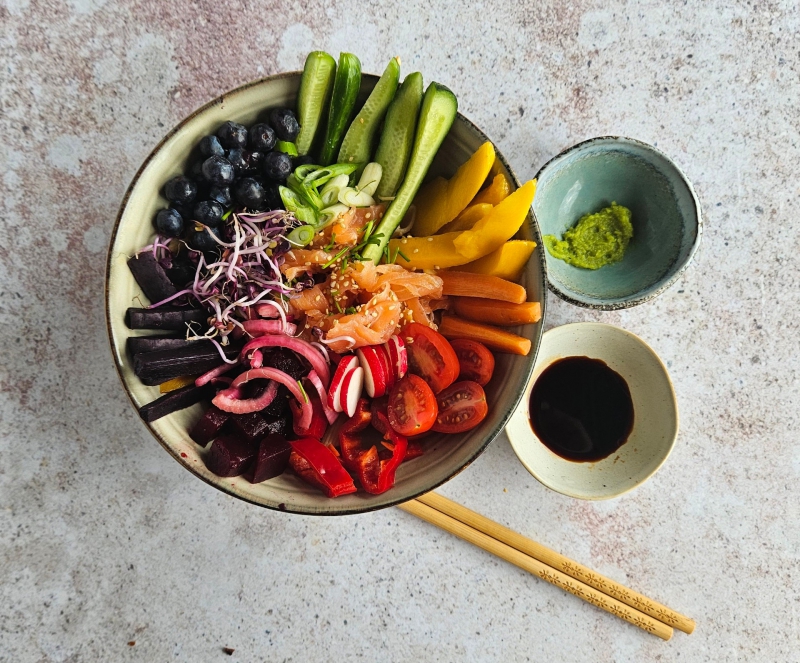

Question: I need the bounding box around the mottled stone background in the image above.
[1,0,798,661]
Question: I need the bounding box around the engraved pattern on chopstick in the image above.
[655,607,681,626]
[561,558,683,628]
[539,568,658,634]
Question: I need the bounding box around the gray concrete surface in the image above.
[1,1,798,660]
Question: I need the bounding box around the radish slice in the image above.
[328,355,358,412]
[340,366,364,417]
[357,346,389,398]
[385,335,408,380]
[377,344,395,390]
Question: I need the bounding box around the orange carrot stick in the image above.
[438,271,527,304]
[453,298,542,326]
[438,316,532,355]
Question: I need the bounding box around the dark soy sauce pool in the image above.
[529,357,634,462]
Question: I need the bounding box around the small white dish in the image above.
[506,322,678,500]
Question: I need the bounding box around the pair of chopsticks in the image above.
[398,493,695,640]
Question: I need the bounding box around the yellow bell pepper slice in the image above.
[438,203,493,234]
[452,179,536,260]
[411,142,496,236]
[390,233,467,270]
[159,375,196,393]
[471,172,511,206]
[390,179,536,270]
[457,240,538,281]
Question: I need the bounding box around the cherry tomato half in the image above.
[403,322,459,394]
[387,374,438,437]
[450,339,495,386]
[431,381,488,434]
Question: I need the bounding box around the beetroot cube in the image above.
[231,412,271,443]
[263,414,291,439]
[190,405,230,447]
[249,434,291,484]
[204,435,258,477]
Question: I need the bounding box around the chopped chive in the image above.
[322,247,349,269]
[297,380,309,404]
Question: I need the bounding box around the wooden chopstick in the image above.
[415,492,695,635]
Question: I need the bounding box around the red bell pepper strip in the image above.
[290,395,328,440]
[371,411,408,493]
[289,437,356,497]
[339,399,407,494]
[339,399,381,492]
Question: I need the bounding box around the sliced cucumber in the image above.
[295,52,337,156]
[362,82,458,263]
[374,72,423,199]
[319,53,362,166]
[337,56,401,177]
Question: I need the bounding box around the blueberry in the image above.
[189,160,205,181]
[199,135,225,158]
[188,225,222,253]
[226,148,250,174]
[262,151,293,182]
[248,151,265,172]
[217,121,248,149]
[201,155,235,184]
[193,200,224,226]
[163,175,197,204]
[154,208,184,237]
[263,182,284,211]
[208,184,232,207]
[292,154,315,168]
[269,108,300,142]
[234,178,267,210]
[249,123,276,152]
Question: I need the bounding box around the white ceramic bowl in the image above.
[506,323,678,500]
[105,72,547,515]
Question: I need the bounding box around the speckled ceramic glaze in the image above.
[533,136,701,309]
[105,72,546,516]
[506,323,678,500]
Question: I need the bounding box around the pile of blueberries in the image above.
[154,108,308,253]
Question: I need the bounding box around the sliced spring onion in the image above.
[356,162,383,197]
[338,186,375,208]
[276,141,299,156]
[302,163,358,188]
[320,174,350,206]
[286,225,316,246]
[279,186,318,225]
[318,203,349,226]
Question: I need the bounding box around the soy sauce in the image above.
[529,357,634,462]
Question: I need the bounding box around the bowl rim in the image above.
[533,134,703,311]
[104,71,547,515]
[506,321,679,500]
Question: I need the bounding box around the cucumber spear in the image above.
[374,71,423,199]
[361,82,457,263]
[338,56,401,178]
[319,53,361,166]
[295,51,337,156]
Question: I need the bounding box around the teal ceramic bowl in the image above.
[533,136,702,309]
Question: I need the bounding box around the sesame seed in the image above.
[427,237,433,242]
[401,239,408,244]
[413,249,419,254]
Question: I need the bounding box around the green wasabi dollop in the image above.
[543,202,633,270]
